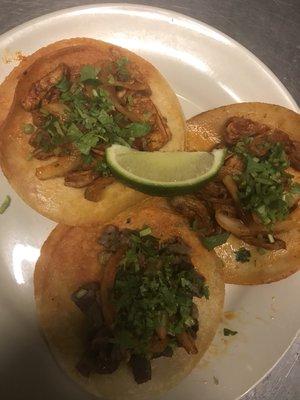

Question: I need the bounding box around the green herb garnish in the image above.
[55,75,70,92]
[0,195,11,214]
[291,183,300,194]
[233,140,292,226]
[112,232,208,354]
[223,328,238,336]
[139,227,152,237]
[115,57,130,81]
[201,232,230,251]
[22,123,35,134]
[80,65,100,83]
[234,247,251,263]
[29,65,151,163]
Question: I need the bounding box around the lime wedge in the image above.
[106,145,226,195]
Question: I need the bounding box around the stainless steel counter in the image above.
[0,1,299,399]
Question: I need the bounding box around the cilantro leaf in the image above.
[234,247,251,263]
[223,328,238,336]
[22,123,35,134]
[0,195,11,214]
[291,183,300,194]
[201,232,230,251]
[234,140,292,225]
[122,122,151,138]
[56,75,70,92]
[111,232,208,354]
[80,65,100,83]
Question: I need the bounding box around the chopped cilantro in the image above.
[24,63,153,160]
[139,227,152,237]
[79,65,100,83]
[223,328,238,336]
[112,232,208,354]
[233,139,292,225]
[234,247,251,263]
[108,74,115,85]
[291,183,300,194]
[94,160,112,177]
[0,195,11,214]
[22,123,35,134]
[115,57,130,81]
[56,75,70,92]
[201,232,230,251]
[257,247,267,255]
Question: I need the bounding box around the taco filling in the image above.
[21,55,170,201]
[171,117,300,251]
[71,226,209,384]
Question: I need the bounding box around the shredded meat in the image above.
[170,195,215,235]
[224,116,270,145]
[218,155,244,179]
[21,63,69,111]
[64,170,99,188]
[288,140,300,171]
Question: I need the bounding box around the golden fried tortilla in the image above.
[186,102,300,284]
[34,199,224,400]
[0,38,185,225]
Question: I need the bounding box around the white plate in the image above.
[0,4,299,400]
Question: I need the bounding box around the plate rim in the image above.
[0,2,298,112]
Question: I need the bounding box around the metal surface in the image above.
[0,1,299,400]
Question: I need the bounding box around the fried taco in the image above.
[0,38,185,225]
[34,200,224,399]
[170,102,300,284]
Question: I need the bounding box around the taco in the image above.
[34,200,224,399]
[0,38,185,225]
[170,102,300,284]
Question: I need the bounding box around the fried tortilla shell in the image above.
[186,102,300,284]
[0,38,185,225]
[34,200,224,400]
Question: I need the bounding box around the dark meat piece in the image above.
[21,63,69,111]
[288,141,300,171]
[129,354,152,384]
[64,170,99,188]
[96,343,122,374]
[224,117,270,145]
[198,181,229,202]
[41,87,61,106]
[170,195,215,235]
[28,129,51,148]
[176,331,198,354]
[76,348,97,377]
[161,237,190,255]
[218,155,244,179]
[152,346,173,359]
[32,148,55,160]
[248,129,293,157]
[84,177,115,202]
[98,225,121,252]
[71,282,103,328]
[31,110,46,127]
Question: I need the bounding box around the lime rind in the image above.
[106,145,226,195]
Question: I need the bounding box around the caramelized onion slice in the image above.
[84,177,115,202]
[222,175,239,203]
[43,102,70,120]
[215,210,252,237]
[100,247,125,329]
[176,331,198,355]
[35,155,81,180]
[64,170,99,188]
